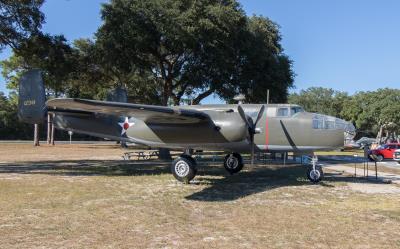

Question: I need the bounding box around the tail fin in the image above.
[18,69,46,124]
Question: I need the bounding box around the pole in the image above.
[33,124,40,146]
[50,114,55,146]
[283,152,286,166]
[47,113,51,144]
[266,89,270,104]
[375,161,378,180]
[353,155,358,177]
[354,162,356,177]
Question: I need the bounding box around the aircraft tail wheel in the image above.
[307,165,323,183]
[224,153,244,174]
[171,156,197,183]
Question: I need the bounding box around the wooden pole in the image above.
[47,113,51,144]
[33,124,40,146]
[50,114,55,146]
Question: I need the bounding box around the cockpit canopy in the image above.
[268,105,305,117]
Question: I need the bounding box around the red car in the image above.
[369,143,400,161]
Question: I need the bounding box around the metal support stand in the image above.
[353,154,358,178]
[50,114,55,146]
[283,152,286,166]
[311,156,318,172]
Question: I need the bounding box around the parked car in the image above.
[344,137,376,150]
[369,143,400,161]
[394,149,400,164]
[344,140,361,150]
[355,137,376,149]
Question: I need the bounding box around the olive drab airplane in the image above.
[18,70,356,183]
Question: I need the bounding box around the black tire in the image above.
[180,154,197,174]
[171,156,197,183]
[376,154,384,162]
[224,153,244,174]
[397,161,400,165]
[306,165,324,183]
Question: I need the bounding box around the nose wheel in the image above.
[307,156,323,183]
[171,155,197,183]
[224,153,244,174]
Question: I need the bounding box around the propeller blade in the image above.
[254,105,265,126]
[238,105,252,128]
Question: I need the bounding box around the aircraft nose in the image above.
[313,113,356,139]
[335,117,356,139]
[344,121,356,139]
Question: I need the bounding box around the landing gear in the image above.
[307,156,323,183]
[224,153,244,174]
[171,155,197,183]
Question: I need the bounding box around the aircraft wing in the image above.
[47,98,211,124]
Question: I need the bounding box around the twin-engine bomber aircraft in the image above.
[18,70,355,183]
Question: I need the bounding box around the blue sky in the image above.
[1,0,399,103]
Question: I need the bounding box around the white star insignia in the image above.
[118,117,135,135]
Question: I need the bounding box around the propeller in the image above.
[238,105,265,166]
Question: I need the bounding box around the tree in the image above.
[0,0,44,51]
[1,33,76,97]
[67,38,162,103]
[288,87,349,118]
[230,16,294,103]
[340,88,400,137]
[0,91,34,139]
[96,0,293,106]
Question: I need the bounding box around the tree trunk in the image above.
[158,75,174,160]
[33,124,40,146]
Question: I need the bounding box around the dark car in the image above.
[355,137,376,149]
[369,143,400,161]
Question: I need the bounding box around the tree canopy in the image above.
[0,0,44,51]
[289,87,400,136]
[288,87,350,118]
[95,0,294,105]
[0,0,296,140]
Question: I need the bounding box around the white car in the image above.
[394,149,400,164]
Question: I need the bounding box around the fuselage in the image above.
[123,104,354,152]
[52,103,355,153]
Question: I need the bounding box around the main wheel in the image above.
[171,156,197,183]
[224,153,244,174]
[307,165,324,183]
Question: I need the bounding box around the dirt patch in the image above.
[347,182,400,194]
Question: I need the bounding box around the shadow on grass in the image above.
[0,160,171,176]
[0,159,385,201]
[185,164,358,202]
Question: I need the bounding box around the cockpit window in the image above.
[291,107,304,115]
[312,114,351,131]
[277,108,289,117]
